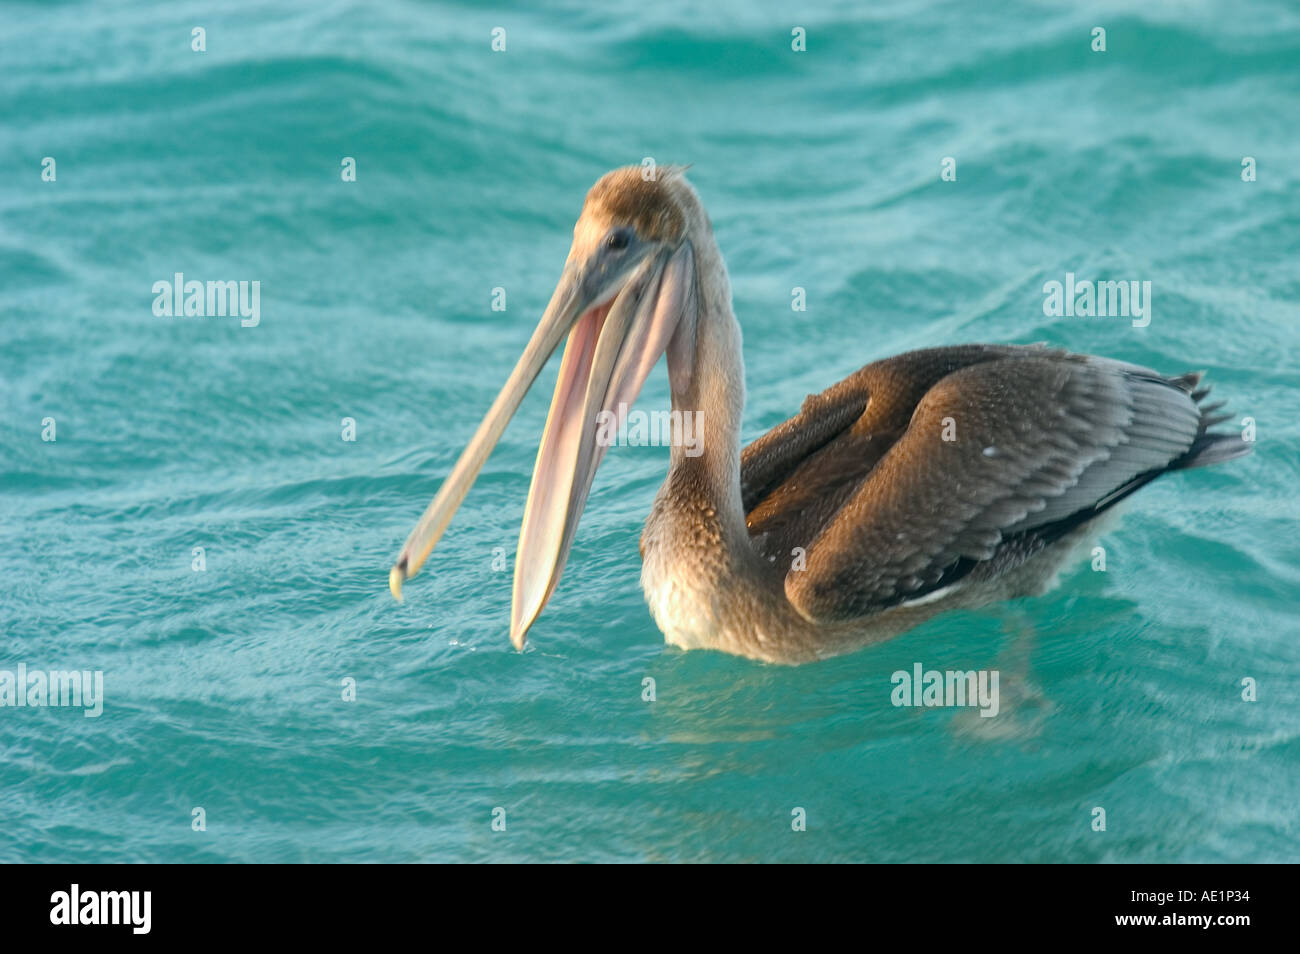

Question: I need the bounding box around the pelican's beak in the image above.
[389,239,698,651]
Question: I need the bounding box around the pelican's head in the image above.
[389,165,703,649]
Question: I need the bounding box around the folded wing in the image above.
[738,345,1247,623]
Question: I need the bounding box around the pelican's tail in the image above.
[1166,371,1253,470]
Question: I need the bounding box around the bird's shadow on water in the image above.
[948,604,1056,743]
[950,571,1143,745]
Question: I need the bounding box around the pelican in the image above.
[389,166,1250,664]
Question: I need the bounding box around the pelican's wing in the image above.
[742,345,1051,562]
[741,346,1246,623]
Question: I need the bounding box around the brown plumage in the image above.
[582,165,690,242]
[740,345,1240,624]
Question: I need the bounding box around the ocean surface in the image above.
[1,0,1297,863]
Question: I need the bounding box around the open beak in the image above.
[389,240,698,650]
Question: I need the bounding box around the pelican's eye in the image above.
[604,227,634,252]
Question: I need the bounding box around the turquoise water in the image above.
[2,0,1297,863]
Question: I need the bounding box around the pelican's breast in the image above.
[638,482,740,652]
[638,479,800,658]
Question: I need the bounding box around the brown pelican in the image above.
[389,166,1250,664]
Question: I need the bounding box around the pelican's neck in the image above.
[664,233,750,551]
